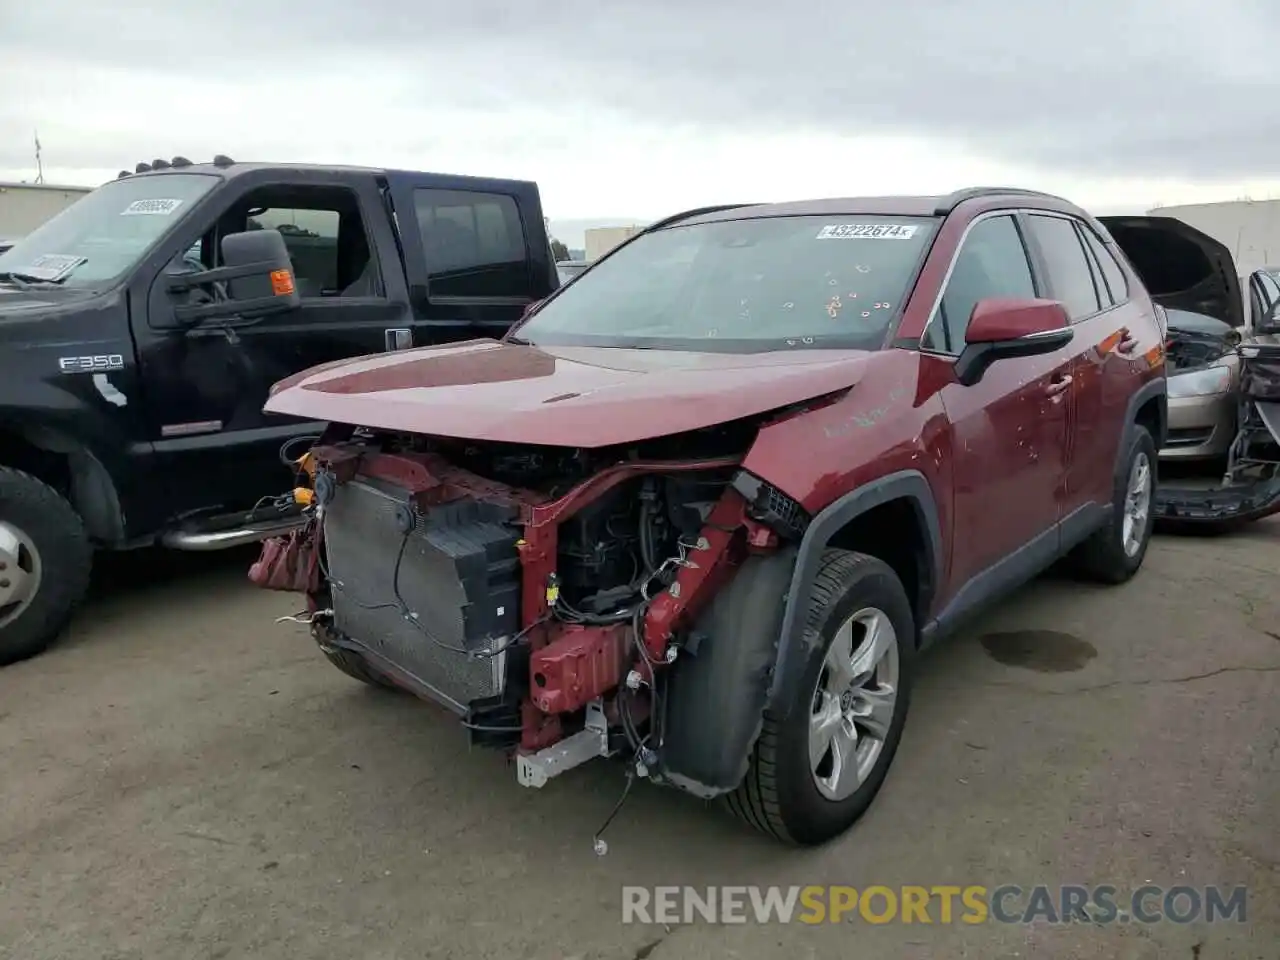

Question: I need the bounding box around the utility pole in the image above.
[34,130,44,184]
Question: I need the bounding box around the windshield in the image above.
[516,215,937,352]
[0,173,219,288]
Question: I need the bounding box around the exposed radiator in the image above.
[323,476,522,713]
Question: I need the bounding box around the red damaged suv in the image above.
[256,186,1167,847]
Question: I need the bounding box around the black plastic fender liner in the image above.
[764,470,943,723]
[657,547,798,799]
[9,424,126,544]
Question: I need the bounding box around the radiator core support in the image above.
[323,475,522,713]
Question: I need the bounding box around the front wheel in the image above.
[1070,425,1157,583]
[725,549,915,846]
[0,468,93,666]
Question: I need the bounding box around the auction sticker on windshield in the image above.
[121,198,184,216]
[19,253,88,282]
[816,224,918,240]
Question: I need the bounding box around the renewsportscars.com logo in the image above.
[621,885,1249,926]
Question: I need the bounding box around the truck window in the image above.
[227,187,382,299]
[413,189,530,298]
[248,208,341,296]
[0,173,219,288]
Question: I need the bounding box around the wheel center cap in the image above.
[840,688,855,711]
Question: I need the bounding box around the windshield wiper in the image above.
[0,271,63,289]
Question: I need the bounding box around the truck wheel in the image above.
[0,468,93,666]
[1069,425,1157,584]
[725,550,915,846]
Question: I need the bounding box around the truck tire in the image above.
[1070,425,1157,584]
[0,467,93,666]
[725,549,915,846]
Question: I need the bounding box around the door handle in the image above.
[385,328,412,351]
[1045,374,1073,397]
[1117,328,1139,354]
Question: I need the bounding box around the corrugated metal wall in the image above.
[584,225,642,261]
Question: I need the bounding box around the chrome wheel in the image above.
[809,606,900,802]
[1122,451,1153,557]
[0,520,42,629]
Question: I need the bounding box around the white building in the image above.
[1147,199,1280,276]
[0,182,94,239]
[584,224,644,261]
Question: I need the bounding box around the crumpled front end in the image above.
[1156,344,1280,527]
[252,397,834,801]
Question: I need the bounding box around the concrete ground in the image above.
[1,524,1277,960]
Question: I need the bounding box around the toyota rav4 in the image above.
[253,186,1167,847]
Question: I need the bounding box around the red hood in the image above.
[264,338,872,447]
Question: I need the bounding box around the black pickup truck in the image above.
[0,157,559,665]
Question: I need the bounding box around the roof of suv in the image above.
[675,187,1084,228]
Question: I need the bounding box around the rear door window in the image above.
[1026,215,1103,321]
[412,189,530,298]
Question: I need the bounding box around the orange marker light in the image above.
[270,268,296,296]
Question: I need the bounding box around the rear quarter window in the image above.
[412,189,530,299]
[1080,226,1129,304]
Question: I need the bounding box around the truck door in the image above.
[133,172,414,519]
[384,172,557,342]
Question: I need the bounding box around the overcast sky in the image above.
[3,0,1279,245]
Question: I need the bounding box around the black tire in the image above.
[0,467,93,666]
[1070,425,1157,584]
[724,549,915,846]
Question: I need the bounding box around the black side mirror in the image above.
[168,228,300,325]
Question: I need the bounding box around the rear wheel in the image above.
[725,550,914,846]
[0,468,93,666]
[1071,425,1157,583]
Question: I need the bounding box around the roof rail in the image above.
[644,203,759,233]
[934,186,1070,216]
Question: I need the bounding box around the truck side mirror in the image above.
[169,228,301,325]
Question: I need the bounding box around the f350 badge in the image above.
[59,354,125,374]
